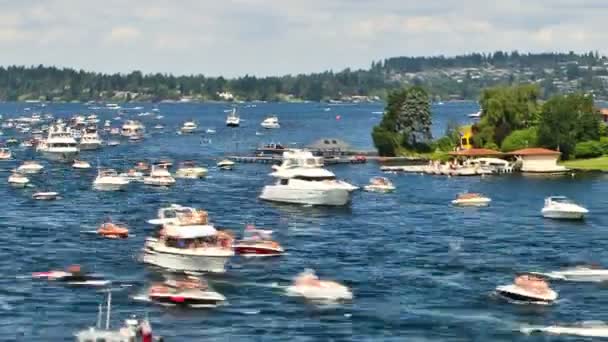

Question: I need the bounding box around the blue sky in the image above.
[0,0,605,77]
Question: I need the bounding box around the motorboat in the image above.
[286,269,353,301]
[121,120,145,137]
[259,150,357,206]
[97,220,129,239]
[79,127,103,150]
[175,161,208,179]
[93,168,130,191]
[180,120,197,134]
[541,196,588,220]
[154,124,164,129]
[451,193,491,207]
[143,165,176,187]
[148,276,226,308]
[8,172,29,187]
[495,274,557,304]
[75,291,160,342]
[468,110,481,118]
[0,147,11,160]
[217,159,234,170]
[531,265,608,282]
[261,115,280,129]
[233,225,284,257]
[142,207,234,272]
[5,137,18,145]
[119,169,145,182]
[36,123,79,162]
[206,128,216,134]
[225,108,240,127]
[72,160,92,169]
[107,140,120,147]
[32,191,59,200]
[363,177,395,193]
[17,161,44,174]
[32,265,109,286]
[521,321,608,338]
[20,140,34,148]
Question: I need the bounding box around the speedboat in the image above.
[531,265,608,282]
[495,274,557,304]
[8,172,29,187]
[286,269,353,301]
[363,177,395,193]
[106,140,120,147]
[259,150,357,206]
[521,321,608,338]
[217,159,234,170]
[541,196,588,220]
[76,292,161,342]
[143,165,176,187]
[175,161,208,179]
[121,120,145,137]
[233,225,285,257]
[36,123,79,162]
[148,276,225,308]
[225,108,240,127]
[154,124,164,130]
[0,147,11,160]
[17,161,44,174]
[142,207,234,273]
[32,265,109,286]
[72,160,92,169]
[180,121,197,134]
[79,127,103,150]
[261,115,280,129]
[451,193,491,207]
[97,220,129,239]
[93,168,130,191]
[206,128,216,134]
[32,191,59,200]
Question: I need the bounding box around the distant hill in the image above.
[0,51,607,102]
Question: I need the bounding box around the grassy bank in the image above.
[561,156,608,171]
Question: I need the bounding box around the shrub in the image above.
[372,127,399,156]
[433,136,454,152]
[600,137,608,154]
[501,127,538,152]
[574,140,604,159]
[483,142,500,150]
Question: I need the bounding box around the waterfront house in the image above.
[306,138,352,157]
[507,148,568,173]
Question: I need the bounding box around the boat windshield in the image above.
[551,197,574,204]
[293,175,336,181]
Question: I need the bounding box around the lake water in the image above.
[1,101,607,341]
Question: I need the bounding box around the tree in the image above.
[537,93,600,159]
[501,127,538,152]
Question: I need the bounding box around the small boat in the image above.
[495,274,557,304]
[109,127,120,135]
[226,108,240,127]
[17,161,44,174]
[32,191,59,200]
[20,140,33,148]
[363,177,395,193]
[148,276,226,308]
[233,225,285,257]
[217,159,234,170]
[143,165,176,187]
[286,269,353,301]
[72,160,92,169]
[175,161,208,179]
[261,115,280,129]
[6,138,18,145]
[468,111,481,118]
[32,265,109,286]
[0,147,11,160]
[180,120,197,134]
[153,124,164,129]
[97,220,129,239]
[8,172,29,187]
[451,193,491,207]
[206,128,216,134]
[541,196,588,220]
[93,168,130,191]
[106,140,120,146]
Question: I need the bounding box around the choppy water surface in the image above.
[0,102,607,341]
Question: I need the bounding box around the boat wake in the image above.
[530,267,608,282]
[521,321,608,337]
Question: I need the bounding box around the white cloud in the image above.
[105,26,141,44]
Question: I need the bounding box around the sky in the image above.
[0,0,606,77]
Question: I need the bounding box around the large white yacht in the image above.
[121,120,145,137]
[261,115,280,129]
[225,108,240,127]
[79,127,103,150]
[541,196,588,220]
[142,207,234,273]
[259,150,357,206]
[36,123,79,162]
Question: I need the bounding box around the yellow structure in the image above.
[459,125,473,150]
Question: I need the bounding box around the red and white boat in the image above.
[233,225,284,257]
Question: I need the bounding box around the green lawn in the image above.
[561,156,608,171]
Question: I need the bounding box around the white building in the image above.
[507,148,568,173]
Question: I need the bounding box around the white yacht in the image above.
[541,196,588,220]
[217,159,235,170]
[142,207,234,273]
[259,150,357,206]
[79,127,103,150]
[8,172,29,187]
[261,115,280,129]
[36,124,79,162]
[175,161,208,179]
[226,108,240,127]
[93,168,130,191]
[121,120,145,137]
[180,121,197,134]
[72,160,92,169]
[17,161,44,174]
[143,165,176,187]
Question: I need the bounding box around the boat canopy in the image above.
[164,224,217,238]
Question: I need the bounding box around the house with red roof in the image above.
[506,148,568,173]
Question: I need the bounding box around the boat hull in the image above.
[79,142,102,151]
[233,244,284,257]
[93,182,128,191]
[495,285,557,304]
[149,294,224,307]
[142,249,231,273]
[259,186,351,206]
[541,209,586,220]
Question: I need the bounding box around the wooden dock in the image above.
[228,154,424,165]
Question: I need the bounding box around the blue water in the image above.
[1,101,607,341]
